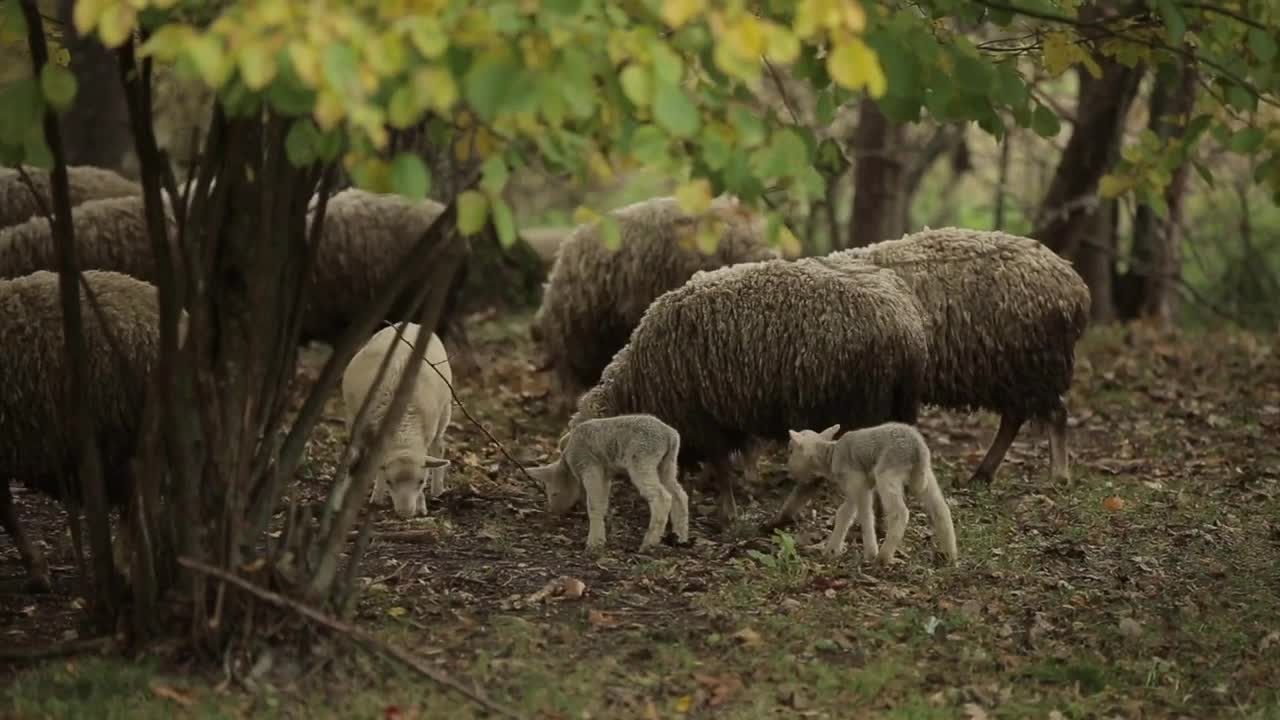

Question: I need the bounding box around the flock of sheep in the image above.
[0,163,1092,595]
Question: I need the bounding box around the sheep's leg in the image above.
[428,434,447,498]
[1048,400,1071,483]
[857,484,879,563]
[580,466,610,553]
[915,465,958,564]
[631,468,673,551]
[966,411,1025,487]
[874,468,911,565]
[369,475,389,506]
[709,457,739,524]
[823,492,860,558]
[737,441,766,488]
[658,450,690,544]
[763,477,825,531]
[0,483,51,593]
[415,488,428,516]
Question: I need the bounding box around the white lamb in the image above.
[341,322,453,519]
[528,414,689,553]
[786,422,958,566]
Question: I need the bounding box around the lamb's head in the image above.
[786,424,841,482]
[381,454,450,519]
[527,460,581,515]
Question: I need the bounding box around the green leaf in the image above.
[391,153,431,199]
[492,196,517,247]
[1183,113,1213,144]
[1031,103,1061,138]
[480,154,509,195]
[544,0,583,15]
[267,56,316,116]
[0,78,46,141]
[650,42,684,85]
[1156,0,1185,45]
[1191,159,1214,187]
[814,137,848,178]
[22,122,52,169]
[284,119,321,166]
[652,77,700,138]
[729,105,766,147]
[388,83,425,129]
[599,215,621,250]
[457,190,489,236]
[620,64,652,107]
[404,17,449,59]
[2,0,28,39]
[463,55,519,122]
[39,64,77,112]
[1248,28,1277,63]
[627,124,669,160]
[1226,84,1256,113]
[323,43,359,91]
[1229,127,1265,153]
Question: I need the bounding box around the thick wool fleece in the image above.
[833,227,1090,420]
[0,196,173,282]
[533,195,780,402]
[0,165,141,229]
[571,256,928,471]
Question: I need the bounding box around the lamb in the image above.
[527,414,689,553]
[0,270,163,593]
[340,322,452,519]
[786,422,957,566]
[0,165,141,229]
[532,195,780,414]
[570,256,930,524]
[833,227,1091,485]
[0,195,178,282]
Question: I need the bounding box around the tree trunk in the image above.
[1032,57,1144,326]
[1119,60,1197,325]
[847,98,907,248]
[55,0,135,173]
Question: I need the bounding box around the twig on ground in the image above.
[178,556,524,719]
[0,635,114,661]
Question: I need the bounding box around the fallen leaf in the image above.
[693,672,744,706]
[150,683,195,708]
[1103,496,1127,511]
[588,609,619,627]
[731,627,763,647]
[673,694,694,713]
[962,702,989,720]
[559,576,586,600]
[387,606,408,618]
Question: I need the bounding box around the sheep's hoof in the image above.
[638,540,662,553]
[585,540,606,555]
[861,549,879,564]
[662,532,692,547]
[822,543,846,558]
[25,572,53,594]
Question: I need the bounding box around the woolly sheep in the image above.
[0,165,140,229]
[0,195,178,282]
[570,256,929,524]
[786,422,957,566]
[340,322,453,519]
[0,269,163,593]
[833,227,1091,485]
[528,414,689,553]
[532,195,780,414]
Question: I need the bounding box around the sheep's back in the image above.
[0,166,141,229]
[0,270,161,503]
[0,196,158,282]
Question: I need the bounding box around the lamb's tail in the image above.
[914,462,958,563]
[658,429,681,484]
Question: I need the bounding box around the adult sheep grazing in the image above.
[0,270,162,593]
[0,165,140,229]
[340,322,453,519]
[834,227,1091,486]
[532,195,780,414]
[570,256,929,523]
[0,195,177,282]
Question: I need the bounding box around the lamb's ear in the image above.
[788,429,803,444]
[819,424,841,440]
[525,464,553,482]
[423,456,449,470]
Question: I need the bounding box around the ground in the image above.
[2,310,1279,719]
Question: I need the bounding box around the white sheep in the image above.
[786,422,957,566]
[340,322,453,519]
[528,414,689,553]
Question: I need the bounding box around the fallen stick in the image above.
[0,635,114,661]
[178,556,523,719]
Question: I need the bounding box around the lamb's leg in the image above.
[631,468,673,551]
[415,489,428,516]
[369,475,389,506]
[658,450,690,544]
[966,411,1025,487]
[874,468,911,565]
[737,441,766,488]
[428,435,447,498]
[580,466,610,553]
[1048,400,1071,483]
[915,466,958,564]
[823,488,860,558]
[763,478,824,531]
[0,483,51,593]
[857,484,878,563]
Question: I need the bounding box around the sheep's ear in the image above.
[525,464,553,482]
[423,456,449,470]
[788,429,803,444]
[820,424,841,440]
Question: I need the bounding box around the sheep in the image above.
[833,227,1091,486]
[340,322,453,519]
[0,269,163,593]
[0,195,178,282]
[570,255,930,524]
[0,165,141,229]
[528,414,689,553]
[786,422,957,566]
[532,195,780,415]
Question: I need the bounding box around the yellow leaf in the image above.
[661,0,706,28]
[587,151,615,183]
[775,224,802,257]
[457,190,489,236]
[675,178,713,215]
[237,42,277,91]
[314,88,346,130]
[288,42,321,87]
[72,0,105,36]
[254,0,290,25]
[1080,53,1103,80]
[137,24,195,62]
[673,695,694,713]
[186,35,232,89]
[1042,31,1074,77]
[765,25,801,64]
[793,0,823,38]
[96,2,137,49]
[387,606,407,617]
[573,205,600,225]
[1098,174,1131,198]
[723,14,767,61]
[827,34,886,97]
[367,31,408,76]
[404,16,448,58]
[842,0,867,32]
[414,67,457,113]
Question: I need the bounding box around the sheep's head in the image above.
[382,454,449,519]
[786,424,841,482]
[527,461,580,515]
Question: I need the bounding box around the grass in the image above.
[3,311,1279,719]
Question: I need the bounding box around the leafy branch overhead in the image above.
[2,0,1279,244]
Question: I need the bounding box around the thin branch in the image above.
[177,557,522,719]
[762,58,803,128]
[1177,1,1269,31]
